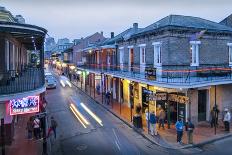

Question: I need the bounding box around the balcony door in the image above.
[129,48,134,71]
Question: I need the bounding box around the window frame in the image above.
[139,44,146,65]
[227,43,232,66]
[190,41,201,67]
[152,42,162,67]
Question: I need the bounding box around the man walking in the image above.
[223,108,231,131]
[47,116,58,139]
[185,118,195,144]
[158,108,166,129]
[149,111,157,136]
[175,118,184,144]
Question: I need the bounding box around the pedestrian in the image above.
[210,109,216,128]
[96,84,100,95]
[26,117,33,140]
[175,118,184,144]
[47,116,58,139]
[33,116,41,139]
[145,108,150,131]
[149,111,157,136]
[106,91,111,105]
[223,108,231,131]
[158,108,166,129]
[185,118,195,144]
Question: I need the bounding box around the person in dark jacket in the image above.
[185,118,195,144]
[26,117,34,140]
[149,111,157,136]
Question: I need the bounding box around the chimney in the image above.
[110,32,114,38]
[100,31,103,36]
[133,23,138,32]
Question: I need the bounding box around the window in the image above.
[228,43,232,65]
[152,42,162,66]
[190,41,201,66]
[139,44,146,64]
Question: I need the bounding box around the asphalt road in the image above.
[45,70,232,155]
[45,72,175,155]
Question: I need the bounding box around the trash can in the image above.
[133,115,143,128]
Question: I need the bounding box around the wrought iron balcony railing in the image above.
[77,63,232,84]
[0,68,45,95]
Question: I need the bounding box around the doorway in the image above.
[198,90,207,121]
[129,48,134,71]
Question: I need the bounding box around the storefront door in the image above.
[198,90,207,121]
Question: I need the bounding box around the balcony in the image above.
[77,63,232,88]
[0,68,45,95]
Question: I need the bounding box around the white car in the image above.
[60,75,72,87]
[45,72,56,89]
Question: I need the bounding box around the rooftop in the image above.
[135,14,232,36]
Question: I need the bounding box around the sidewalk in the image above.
[5,115,43,155]
[70,80,232,149]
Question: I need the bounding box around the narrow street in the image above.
[45,71,174,155]
[45,70,232,155]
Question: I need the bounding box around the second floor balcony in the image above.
[0,68,45,96]
[77,63,232,88]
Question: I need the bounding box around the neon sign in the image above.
[9,96,40,115]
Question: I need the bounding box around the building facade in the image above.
[0,7,47,144]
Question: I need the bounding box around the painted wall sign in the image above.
[9,96,40,115]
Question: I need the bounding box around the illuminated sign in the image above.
[10,96,40,115]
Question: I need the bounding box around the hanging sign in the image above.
[168,94,189,104]
[148,93,167,101]
[9,96,40,115]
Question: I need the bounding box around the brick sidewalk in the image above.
[5,115,42,155]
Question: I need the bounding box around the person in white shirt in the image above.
[33,117,41,139]
[223,108,231,131]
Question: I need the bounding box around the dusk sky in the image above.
[1,0,232,41]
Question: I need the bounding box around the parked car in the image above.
[45,72,56,89]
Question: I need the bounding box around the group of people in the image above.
[145,108,166,136]
[26,116,58,140]
[210,105,231,132]
[145,107,195,144]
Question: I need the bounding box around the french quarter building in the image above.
[0,7,47,144]
[75,14,232,126]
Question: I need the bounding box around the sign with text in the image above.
[10,96,40,115]
[168,94,189,104]
[148,93,167,101]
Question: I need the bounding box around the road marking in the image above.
[113,129,120,143]
[113,129,122,152]
[115,140,121,151]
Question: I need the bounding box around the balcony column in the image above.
[89,73,91,97]
[94,74,95,99]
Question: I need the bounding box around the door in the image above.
[198,90,207,121]
[129,48,134,71]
